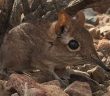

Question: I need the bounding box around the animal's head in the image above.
[47,10,110,71]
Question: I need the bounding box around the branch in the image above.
[0,0,14,45]
[10,0,22,27]
[21,0,30,16]
[65,0,101,16]
[30,0,41,12]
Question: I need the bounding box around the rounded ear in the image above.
[57,10,71,26]
[55,10,71,35]
[48,21,58,41]
[76,10,85,27]
[48,10,71,41]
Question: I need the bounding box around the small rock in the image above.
[97,39,110,66]
[104,80,110,87]
[69,69,90,78]
[99,84,106,91]
[26,88,46,96]
[93,90,105,96]
[106,56,110,65]
[97,39,110,56]
[64,81,92,96]
[102,57,107,63]
[89,28,100,39]
[43,85,69,96]
[87,66,106,83]
[43,80,61,87]
[84,8,98,25]
[85,23,95,30]
[97,51,104,60]
[5,73,69,96]
[79,64,96,71]
[105,86,110,96]
[0,80,9,96]
[107,86,110,92]
[85,23,101,39]
[104,31,110,40]
[100,26,110,40]
[5,74,46,96]
[102,86,110,96]
[46,0,53,3]
[11,93,19,96]
[97,14,110,25]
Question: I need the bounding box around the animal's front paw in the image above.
[58,78,69,88]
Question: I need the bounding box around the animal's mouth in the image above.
[53,55,87,66]
[52,53,110,72]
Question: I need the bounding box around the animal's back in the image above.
[0,22,50,72]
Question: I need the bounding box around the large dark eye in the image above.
[68,40,79,50]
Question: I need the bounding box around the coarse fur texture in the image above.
[0,11,109,85]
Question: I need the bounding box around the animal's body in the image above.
[0,11,109,85]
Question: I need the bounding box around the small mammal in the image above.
[0,10,109,85]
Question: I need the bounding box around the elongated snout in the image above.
[91,56,110,72]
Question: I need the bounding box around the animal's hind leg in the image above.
[0,27,33,75]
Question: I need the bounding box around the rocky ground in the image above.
[0,0,110,96]
[0,9,110,96]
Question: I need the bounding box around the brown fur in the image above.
[0,11,109,80]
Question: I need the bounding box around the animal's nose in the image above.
[68,40,79,50]
[91,56,110,72]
